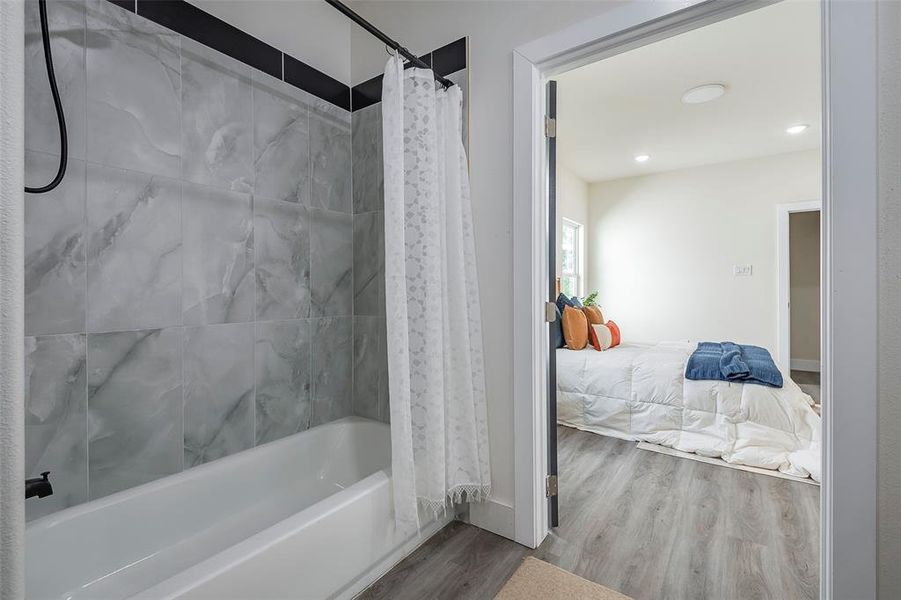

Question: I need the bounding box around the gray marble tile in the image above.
[182,183,254,325]
[87,328,182,499]
[255,199,310,321]
[255,320,311,444]
[25,153,86,336]
[86,164,181,332]
[310,208,353,317]
[353,316,380,420]
[181,38,253,193]
[184,323,254,466]
[24,334,88,521]
[353,211,384,317]
[85,0,181,177]
[252,71,311,204]
[311,316,352,426]
[311,97,351,127]
[311,115,351,213]
[352,103,383,214]
[25,0,86,159]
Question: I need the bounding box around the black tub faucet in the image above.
[26,471,53,499]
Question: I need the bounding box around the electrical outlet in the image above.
[733,264,753,277]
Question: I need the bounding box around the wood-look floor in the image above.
[359,426,820,600]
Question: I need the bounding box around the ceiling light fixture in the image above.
[681,83,726,104]
[786,124,809,135]
[634,154,650,163]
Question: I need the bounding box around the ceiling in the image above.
[556,0,821,183]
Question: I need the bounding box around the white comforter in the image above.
[556,342,821,481]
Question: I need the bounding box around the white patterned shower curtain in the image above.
[381,55,491,530]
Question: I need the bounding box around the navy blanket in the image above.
[685,342,783,388]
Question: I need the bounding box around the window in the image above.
[561,218,583,297]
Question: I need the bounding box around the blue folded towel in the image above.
[685,341,783,388]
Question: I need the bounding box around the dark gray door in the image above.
[546,79,559,528]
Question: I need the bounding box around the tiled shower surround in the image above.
[24,0,368,521]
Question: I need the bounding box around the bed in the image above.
[556,341,821,481]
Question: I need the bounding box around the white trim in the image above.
[512,2,879,598]
[776,200,822,372]
[560,217,584,297]
[791,359,822,373]
[466,498,516,540]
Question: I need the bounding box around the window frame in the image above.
[560,217,584,297]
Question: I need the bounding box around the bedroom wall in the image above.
[586,149,820,353]
[789,210,820,367]
[556,164,590,289]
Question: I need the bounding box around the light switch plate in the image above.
[733,264,753,276]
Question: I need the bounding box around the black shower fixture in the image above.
[25,0,68,195]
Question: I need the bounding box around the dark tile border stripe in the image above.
[107,0,135,12]
[103,0,350,110]
[284,55,351,111]
[351,37,467,112]
[137,0,283,79]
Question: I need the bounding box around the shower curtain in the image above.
[381,55,490,529]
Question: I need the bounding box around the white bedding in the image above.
[556,342,821,481]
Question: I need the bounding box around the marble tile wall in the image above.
[23,0,354,520]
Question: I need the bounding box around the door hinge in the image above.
[546,474,558,497]
[545,116,557,138]
[545,301,557,323]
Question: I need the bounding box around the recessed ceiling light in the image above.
[634,154,650,163]
[681,83,726,104]
[786,124,809,135]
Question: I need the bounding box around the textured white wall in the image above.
[0,0,25,596]
[586,150,820,352]
[878,1,901,597]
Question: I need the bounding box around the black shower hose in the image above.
[25,0,68,195]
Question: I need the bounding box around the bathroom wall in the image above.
[349,38,469,423]
[23,0,354,520]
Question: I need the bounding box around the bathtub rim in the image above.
[25,416,387,534]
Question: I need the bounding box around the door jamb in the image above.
[776,200,822,373]
[512,2,878,599]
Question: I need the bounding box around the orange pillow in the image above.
[581,306,604,326]
[562,306,588,350]
[606,320,621,347]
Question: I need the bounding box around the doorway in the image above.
[512,0,879,597]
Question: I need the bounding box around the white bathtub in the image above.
[26,417,450,599]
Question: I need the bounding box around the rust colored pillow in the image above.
[581,306,604,326]
[587,323,602,351]
[606,320,621,347]
[562,306,588,350]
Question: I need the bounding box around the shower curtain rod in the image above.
[323,0,455,88]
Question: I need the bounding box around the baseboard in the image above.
[465,498,516,541]
[791,359,821,372]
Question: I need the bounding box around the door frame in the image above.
[776,200,822,373]
[511,2,878,599]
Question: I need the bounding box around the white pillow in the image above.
[592,324,613,351]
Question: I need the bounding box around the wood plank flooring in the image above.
[359,426,819,600]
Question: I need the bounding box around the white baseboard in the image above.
[790,359,821,372]
[465,498,515,541]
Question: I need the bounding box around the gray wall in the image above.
[23,0,356,520]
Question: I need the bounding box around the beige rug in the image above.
[495,557,633,600]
